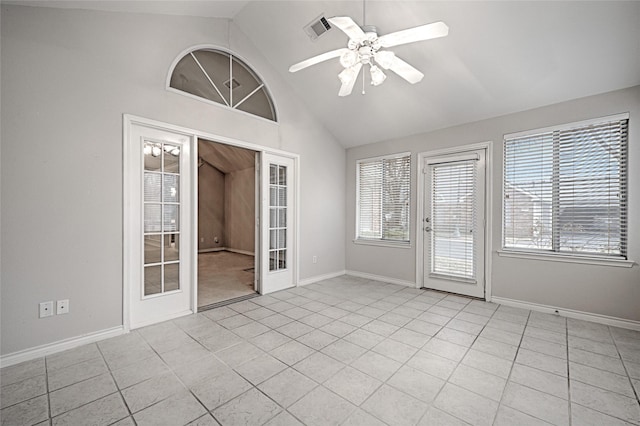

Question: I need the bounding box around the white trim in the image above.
[352,239,412,249]
[298,270,347,286]
[165,44,279,124]
[416,141,494,301]
[355,152,412,243]
[497,250,635,268]
[227,248,255,257]
[355,151,412,164]
[197,247,255,256]
[492,296,640,331]
[123,115,300,328]
[346,270,416,288]
[0,326,125,368]
[504,112,630,140]
[131,309,195,330]
[198,248,226,253]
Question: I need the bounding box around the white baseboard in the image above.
[492,296,640,331]
[346,270,417,288]
[198,247,254,256]
[0,326,126,368]
[198,247,225,253]
[226,248,255,257]
[130,309,194,330]
[298,270,347,286]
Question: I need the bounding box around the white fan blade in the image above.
[385,55,424,84]
[328,16,366,42]
[339,63,362,97]
[289,48,349,73]
[378,21,448,48]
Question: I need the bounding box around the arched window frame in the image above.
[166,45,278,123]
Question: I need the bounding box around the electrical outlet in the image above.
[312,256,317,264]
[39,301,54,318]
[200,237,204,243]
[57,299,69,315]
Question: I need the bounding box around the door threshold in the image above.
[419,287,485,301]
[198,292,260,312]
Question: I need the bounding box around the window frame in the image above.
[355,152,412,247]
[500,113,631,266]
[166,45,278,124]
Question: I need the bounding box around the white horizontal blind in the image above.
[357,154,410,241]
[504,117,627,258]
[430,160,477,279]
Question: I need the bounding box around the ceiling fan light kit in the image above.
[289,14,448,96]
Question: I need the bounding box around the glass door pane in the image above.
[143,141,181,296]
[269,164,287,271]
[430,161,477,280]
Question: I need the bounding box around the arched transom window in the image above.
[169,48,277,122]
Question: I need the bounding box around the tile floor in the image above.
[2,275,639,426]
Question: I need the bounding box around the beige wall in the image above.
[225,167,256,253]
[198,164,225,250]
[346,86,640,322]
[1,5,346,356]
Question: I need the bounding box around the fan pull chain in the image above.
[362,65,366,95]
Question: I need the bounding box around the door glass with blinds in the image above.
[143,140,181,297]
[423,150,486,298]
[357,153,411,243]
[503,115,628,258]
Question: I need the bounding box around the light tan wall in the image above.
[198,164,225,250]
[346,86,640,322]
[1,5,346,356]
[225,167,256,253]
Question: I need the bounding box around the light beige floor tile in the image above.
[408,350,458,380]
[510,363,568,400]
[362,384,428,426]
[502,382,569,426]
[51,393,128,426]
[0,374,47,409]
[0,394,49,426]
[449,364,506,401]
[258,368,317,407]
[190,370,252,410]
[324,366,382,405]
[293,352,345,383]
[49,373,117,417]
[212,388,281,426]
[289,386,355,426]
[387,365,445,403]
[570,380,640,424]
[133,391,206,426]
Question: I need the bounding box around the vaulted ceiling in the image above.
[12,1,640,148]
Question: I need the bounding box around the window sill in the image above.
[353,239,412,249]
[497,250,635,268]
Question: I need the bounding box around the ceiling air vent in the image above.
[304,14,332,40]
[224,78,240,89]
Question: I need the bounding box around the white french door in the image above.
[423,149,486,298]
[126,122,194,329]
[259,153,295,294]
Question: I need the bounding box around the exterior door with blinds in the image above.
[423,150,486,298]
[260,153,295,294]
[126,122,194,329]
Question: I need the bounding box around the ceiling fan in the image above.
[289,14,449,96]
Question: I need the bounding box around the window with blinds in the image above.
[357,153,411,242]
[503,115,628,258]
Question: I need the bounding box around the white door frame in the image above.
[415,141,494,301]
[123,114,300,331]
